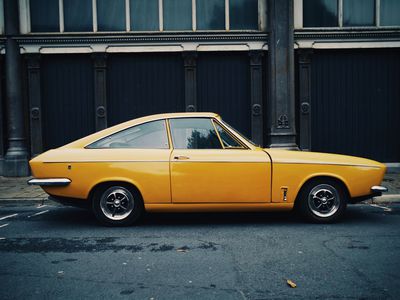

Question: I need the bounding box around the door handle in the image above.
[174,155,190,160]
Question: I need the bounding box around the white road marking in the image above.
[370,204,392,212]
[36,204,48,209]
[0,223,9,228]
[0,213,18,221]
[0,237,6,240]
[27,210,50,218]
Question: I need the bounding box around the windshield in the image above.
[219,119,258,147]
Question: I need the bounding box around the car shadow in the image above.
[42,206,300,227]
[37,203,392,228]
[142,211,300,226]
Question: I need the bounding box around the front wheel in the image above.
[92,184,143,226]
[297,179,347,223]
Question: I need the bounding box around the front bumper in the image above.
[27,178,71,186]
[371,185,388,195]
[350,185,388,203]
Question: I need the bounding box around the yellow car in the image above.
[28,112,387,226]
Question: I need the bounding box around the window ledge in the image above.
[14,32,269,46]
[295,29,400,40]
[296,27,400,32]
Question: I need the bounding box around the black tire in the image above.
[297,178,347,223]
[91,183,144,226]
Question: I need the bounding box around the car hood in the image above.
[263,148,385,169]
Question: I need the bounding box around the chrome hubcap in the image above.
[308,184,340,218]
[100,187,134,221]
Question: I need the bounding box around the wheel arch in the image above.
[88,179,144,205]
[293,175,351,209]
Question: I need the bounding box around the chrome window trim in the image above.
[212,118,248,150]
[85,119,171,150]
[216,119,255,149]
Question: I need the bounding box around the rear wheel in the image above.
[92,184,143,226]
[297,179,347,223]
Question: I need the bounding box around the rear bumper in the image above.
[27,178,71,186]
[350,185,388,203]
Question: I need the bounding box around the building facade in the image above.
[0,0,399,176]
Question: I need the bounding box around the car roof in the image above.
[141,112,220,120]
[126,112,221,126]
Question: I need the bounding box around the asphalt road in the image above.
[0,201,399,300]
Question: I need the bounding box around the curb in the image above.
[371,195,400,204]
[0,198,52,206]
[0,198,47,201]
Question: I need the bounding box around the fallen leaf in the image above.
[287,279,297,288]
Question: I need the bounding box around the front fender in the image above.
[270,163,385,203]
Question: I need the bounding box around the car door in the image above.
[169,117,271,203]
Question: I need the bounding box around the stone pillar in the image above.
[249,50,264,146]
[266,0,298,149]
[27,54,43,157]
[92,53,108,131]
[298,49,313,151]
[4,0,29,176]
[183,51,197,112]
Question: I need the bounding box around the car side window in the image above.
[213,121,244,149]
[87,120,169,149]
[169,118,222,149]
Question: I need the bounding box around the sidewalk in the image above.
[370,172,400,204]
[0,176,47,200]
[0,173,399,203]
